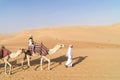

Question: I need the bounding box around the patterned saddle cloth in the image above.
[0,48,11,59]
[28,43,49,56]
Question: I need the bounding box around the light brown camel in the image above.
[21,43,64,70]
[0,48,25,74]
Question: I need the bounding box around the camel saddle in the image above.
[28,43,49,56]
[0,48,11,59]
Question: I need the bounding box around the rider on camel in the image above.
[28,35,35,55]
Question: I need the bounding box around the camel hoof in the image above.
[27,66,30,69]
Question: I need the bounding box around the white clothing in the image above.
[65,47,72,67]
[28,38,35,51]
[66,58,72,67]
[29,39,33,46]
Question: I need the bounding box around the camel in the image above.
[0,48,25,74]
[22,43,64,70]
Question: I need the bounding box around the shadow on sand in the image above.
[4,55,88,73]
[0,62,4,74]
[0,60,24,74]
[34,55,67,70]
[50,55,88,69]
[72,56,88,67]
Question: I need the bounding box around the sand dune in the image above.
[0,24,120,80]
[2,25,120,43]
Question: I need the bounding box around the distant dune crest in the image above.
[0,23,120,49]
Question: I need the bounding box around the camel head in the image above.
[19,48,26,53]
[57,43,65,49]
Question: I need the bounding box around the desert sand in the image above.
[0,23,120,80]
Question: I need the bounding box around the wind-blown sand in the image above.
[0,24,120,80]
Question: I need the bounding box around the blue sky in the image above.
[0,0,120,33]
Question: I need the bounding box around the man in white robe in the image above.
[65,44,73,67]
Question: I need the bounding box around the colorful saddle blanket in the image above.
[28,43,49,56]
[0,48,11,59]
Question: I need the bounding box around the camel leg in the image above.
[4,62,7,74]
[6,61,12,75]
[21,60,24,67]
[21,59,28,70]
[21,60,25,69]
[21,53,27,67]
[4,57,8,74]
[42,56,50,70]
[21,55,31,68]
[40,56,43,70]
[4,58,12,74]
[27,55,31,67]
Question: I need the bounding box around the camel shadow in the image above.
[72,56,88,67]
[20,58,40,71]
[34,55,67,70]
[11,58,41,74]
[50,55,67,69]
[0,60,23,74]
[9,60,25,74]
[51,55,67,64]
[50,55,88,69]
[12,55,88,71]
[0,62,4,74]
[0,62,4,68]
